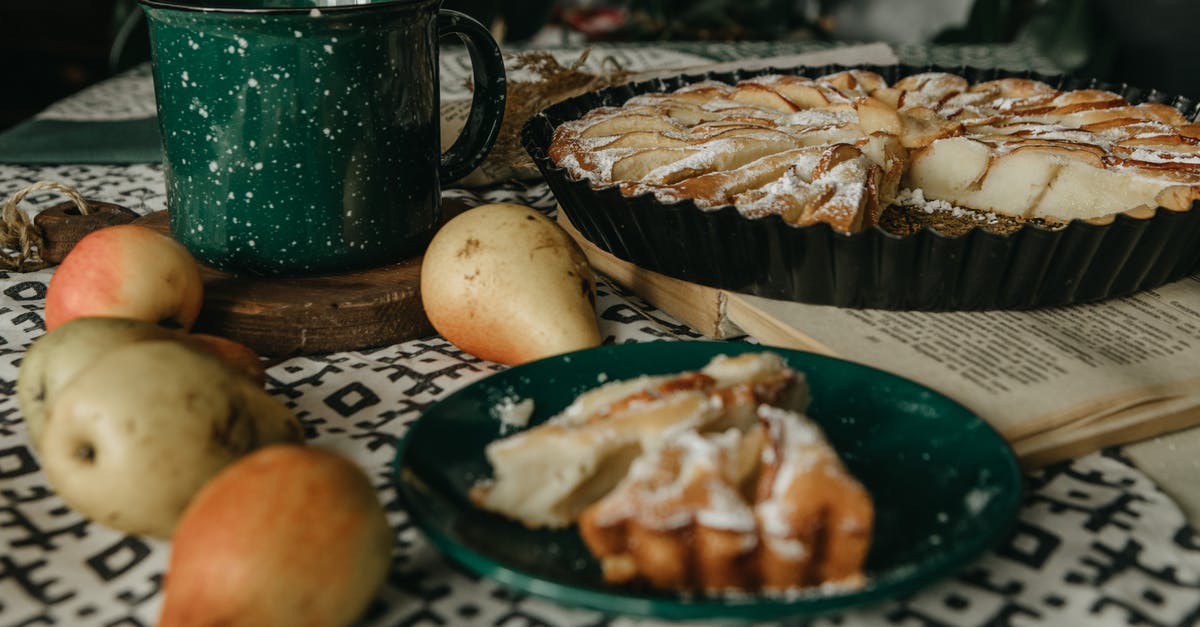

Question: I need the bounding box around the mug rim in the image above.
[138,0,432,13]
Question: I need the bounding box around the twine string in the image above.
[0,181,92,272]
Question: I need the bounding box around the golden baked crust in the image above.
[549,70,1200,233]
[578,405,872,596]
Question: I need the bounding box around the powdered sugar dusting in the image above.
[965,485,997,516]
[494,397,534,433]
[550,68,1200,228]
[897,187,1001,225]
[590,427,758,533]
[1128,147,1200,165]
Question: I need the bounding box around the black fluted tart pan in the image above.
[521,63,1200,310]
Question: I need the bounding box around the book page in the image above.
[733,275,1200,442]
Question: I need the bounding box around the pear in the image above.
[38,340,303,538]
[420,203,601,365]
[19,318,270,449]
[17,317,177,447]
[180,333,268,386]
[158,445,393,627]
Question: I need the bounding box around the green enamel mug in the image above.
[139,0,505,276]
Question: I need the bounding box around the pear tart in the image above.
[548,70,1200,232]
[470,353,872,597]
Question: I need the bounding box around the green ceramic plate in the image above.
[394,341,1022,621]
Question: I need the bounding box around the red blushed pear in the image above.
[44,225,203,331]
[180,333,268,386]
[158,445,394,627]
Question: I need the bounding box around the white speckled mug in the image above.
[140,0,506,276]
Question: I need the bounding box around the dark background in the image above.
[2,0,1196,132]
[2,1,142,131]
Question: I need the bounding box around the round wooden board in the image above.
[135,210,434,357]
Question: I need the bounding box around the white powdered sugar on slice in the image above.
[494,397,535,432]
[754,406,823,540]
[589,427,758,533]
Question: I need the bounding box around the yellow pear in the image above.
[17,317,177,447]
[38,340,303,538]
[420,203,601,365]
[18,318,269,449]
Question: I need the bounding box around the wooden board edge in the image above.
[1013,395,1200,469]
[723,292,842,357]
[133,209,435,357]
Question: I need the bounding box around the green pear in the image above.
[17,317,177,447]
[38,340,303,538]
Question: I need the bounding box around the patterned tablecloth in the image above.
[2,42,1199,627]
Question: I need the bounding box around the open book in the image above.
[560,214,1200,468]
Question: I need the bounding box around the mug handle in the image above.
[437,9,507,184]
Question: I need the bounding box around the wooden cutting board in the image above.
[136,210,437,357]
